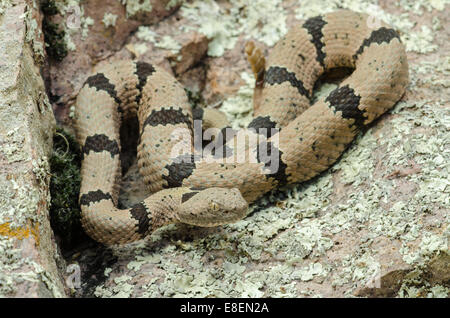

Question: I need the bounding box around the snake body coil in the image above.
[75,11,409,245]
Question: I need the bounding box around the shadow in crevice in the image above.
[119,114,139,176]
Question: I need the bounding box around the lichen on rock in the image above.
[14,0,447,298]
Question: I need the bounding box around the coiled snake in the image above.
[75,10,409,245]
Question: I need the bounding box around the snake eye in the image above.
[209,201,220,212]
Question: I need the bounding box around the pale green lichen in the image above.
[397,252,450,298]
[1,127,31,163]
[135,26,157,42]
[69,105,75,118]
[102,12,118,27]
[0,182,64,297]
[0,0,12,15]
[0,175,40,228]
[426,285,449,298]
[181,0,237,57]
[233,0,287,47]
[402,25,437,53]
[295,262,329,282]
[134,43,149,55]
[97,96,447,297]
[0,129,51,230]
[0,237,21,295]
[120,0,152,18]
[294,0,444,54]
[136,26,181,54]
[80,16,94,39]
[94,87,448,296]
[220,72,254,128]
[165,0,182,10]
[411,56,450,88]
[401,230,448,265]
[24,2,45,59]
[157,35,182,53]
[44,0,94,52]
[333,249,382,293]
[181,0,287,57]
[431,16,442,31]
[396,0,450,13]
[91,0,448,298]
[0,237,47,296]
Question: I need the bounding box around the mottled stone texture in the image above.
[2,0,446,298]
[44,0,181,124]
[0,1,64,297]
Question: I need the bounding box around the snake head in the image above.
[177,187,248,227]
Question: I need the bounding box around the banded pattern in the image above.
[75,10,408,245]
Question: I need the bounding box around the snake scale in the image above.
[75,10,409,245]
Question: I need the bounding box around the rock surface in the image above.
[0,0,64,297]
[62,0,448,298]
[43,0,181,124]
[2,0,448,298]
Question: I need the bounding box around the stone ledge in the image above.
[0,0,64,297]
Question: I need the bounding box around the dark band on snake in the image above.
[325,85,364,129]
[256,141,288,185]
[129,203,152,235]
[264,66,311,99]
[83,134,120,157]
[162,154,198,188]
[141,107,193,135]
[135,61,156,104]
[353,27,401,60]
[80,190,113,206]
[85,73,121,105]
[302,15,327,67]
